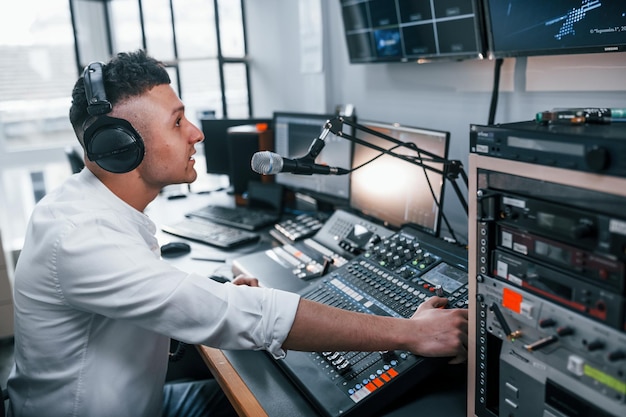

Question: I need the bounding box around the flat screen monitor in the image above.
[484,0,626,58]
[273,112,353,205]
[201,118,271,175]
[350,120,449,236]
[339,0,486,63]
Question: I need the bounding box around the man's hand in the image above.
[408,296,468,364]
[231,274,259,287]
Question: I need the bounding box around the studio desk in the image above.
[147,191,467,417]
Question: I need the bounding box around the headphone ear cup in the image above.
[84,116,145,173]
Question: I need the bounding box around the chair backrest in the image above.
[1,386,8,417]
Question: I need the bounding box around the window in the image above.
[0,0,76,151]
[0,0,251,253]
[1,0,251,148]
[72,0,252,125]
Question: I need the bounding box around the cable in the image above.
[168,340,187,362]
[347,142,460,243]
[488,58,504,125]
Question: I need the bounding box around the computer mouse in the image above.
[160,241,191,258]
[208,274,230,284]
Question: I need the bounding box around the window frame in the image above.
[70,0,252,119]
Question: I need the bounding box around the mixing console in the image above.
[275,226,468,417]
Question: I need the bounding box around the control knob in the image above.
[607,350,626,362]
[556,326,574,337]
[435,285,444,297]
[539,318,556,328]
[585,146,609,171]
[380,350,397,362]
[586,340,605,352]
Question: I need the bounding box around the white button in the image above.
[567,355,585,376]
[520,301,534,318]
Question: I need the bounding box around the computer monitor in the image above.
[272,112,353,206]
[200,118,272,176]
[483,0,626,58]
[350,120,450,236]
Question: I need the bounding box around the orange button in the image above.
[502,287,522,314]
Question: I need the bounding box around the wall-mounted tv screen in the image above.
[484,0,626,58]
[339,0,486,63]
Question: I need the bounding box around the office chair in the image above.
[65,147,85,174]
[1,386,7,417]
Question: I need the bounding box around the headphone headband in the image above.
[83,62,112,116]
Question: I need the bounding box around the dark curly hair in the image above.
[69,50,171,144]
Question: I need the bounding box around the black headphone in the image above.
[82,61,145,173]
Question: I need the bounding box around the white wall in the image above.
[245,0,626,243]
[246,0,330,118]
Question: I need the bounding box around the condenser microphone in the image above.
[251,151,349,176]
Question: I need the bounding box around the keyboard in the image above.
[186,205,280,231]
[161,218,260,249]
[271,213,328,243]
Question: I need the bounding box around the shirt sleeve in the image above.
[52,214,301,358]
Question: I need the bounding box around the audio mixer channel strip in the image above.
[275,227,469,417]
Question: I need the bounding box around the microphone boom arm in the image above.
[323,116,468,215]
[294,125,333,167]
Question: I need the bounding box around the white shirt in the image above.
[7,168,300,417]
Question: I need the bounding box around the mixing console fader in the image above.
[276,226,468,417]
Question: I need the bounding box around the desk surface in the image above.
[149,190,468,417]
[146,190,276,278]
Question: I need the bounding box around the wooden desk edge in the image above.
[197,345,269,417]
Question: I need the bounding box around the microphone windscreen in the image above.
[251,151,283,175]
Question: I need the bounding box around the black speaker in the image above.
[82,62,144,173]
[226,123,273,205]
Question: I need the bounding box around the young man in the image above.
[7,50,468,417]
